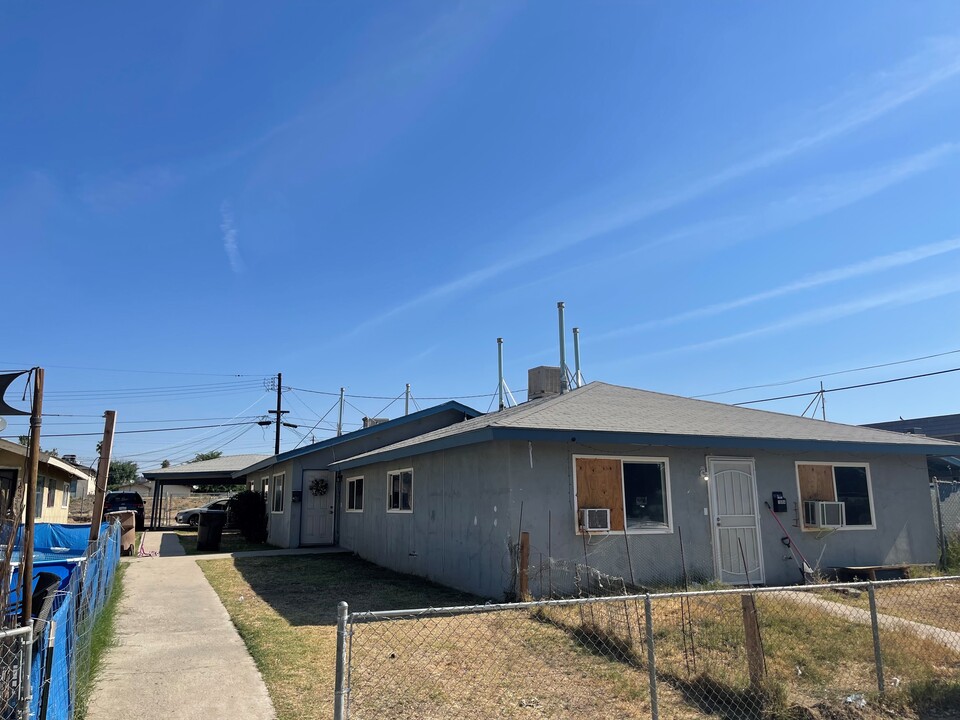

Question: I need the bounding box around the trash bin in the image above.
[196,510,228,552]
[105,510,137,556]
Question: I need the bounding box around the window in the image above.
[260,476,269,497]
[35,477,44,518]
[61,481,70,508]
[797,463,874,529]
[0,469,17,514]
[387,469,413,512]
[272,473,284,513]
[47,480,56,508]
[346,477,364,512]
[623,461,669,530]
[574,456,672,533]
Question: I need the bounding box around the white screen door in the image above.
[301,470,335,545]
[708,458,764,585]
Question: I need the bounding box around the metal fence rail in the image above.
[337,575,960,719]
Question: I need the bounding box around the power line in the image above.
[733,365,960,407]
[695,347,960,399]
[0,362,268,378]
[0,420,259,439]
[287,385,505,401]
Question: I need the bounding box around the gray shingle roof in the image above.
[333,382,960,468]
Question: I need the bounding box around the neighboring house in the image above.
[328,376,960,599]
[863,413,960,482]
[0,438,91,524]
[141,454,270,528]
[60,455,96,498]
[232,402,481,548]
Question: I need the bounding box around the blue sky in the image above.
[2,2,960,468]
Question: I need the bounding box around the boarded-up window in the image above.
[797,464,835,502]
[575,458,624,531]
[797,463,873,528]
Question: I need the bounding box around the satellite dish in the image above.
[0,418,6,432]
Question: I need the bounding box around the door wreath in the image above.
[309,476,329,496]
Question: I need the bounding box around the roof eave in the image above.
[331,426,958,469]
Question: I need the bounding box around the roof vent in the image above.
[362,417,389,429]
[62,454,78,464]
[527,366,562,401]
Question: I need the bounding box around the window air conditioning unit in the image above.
[803,501,845,529]
[580,508,611,532]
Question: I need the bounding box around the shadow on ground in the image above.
[230,553,478,626]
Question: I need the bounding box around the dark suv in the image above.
[103,491,145,530]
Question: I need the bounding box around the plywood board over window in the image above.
[575,457,625,531]
[798,464,835,502]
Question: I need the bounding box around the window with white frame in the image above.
[261,476,269,497]
[35,477,44,518]
[623,461,670,530]
[797,463,874,529]
[387,469,413,512]
[346,476,364,512]
[573,456,672,533]
[61,481,70,508]
[272,473,284,513]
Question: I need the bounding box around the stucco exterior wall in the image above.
[339,439,936,599]
[338,443,514,598]
[1,447,75,524]
[247,408,479,549]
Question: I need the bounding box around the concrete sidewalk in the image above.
[88,531,321,720]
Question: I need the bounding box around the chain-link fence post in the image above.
[934,480,947,571]
[867,583,885,694]
[334,601,349,720]
[643,594,659,720]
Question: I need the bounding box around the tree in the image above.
[161,459,171,468]
[108,460,139,490]
[190,451,223,463]
[18,434,58,456]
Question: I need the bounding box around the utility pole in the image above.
[405,384,411,416]
[88,410,116,548]
[268,372,288,455]
[336,387,345,437]
[20,368,43,628]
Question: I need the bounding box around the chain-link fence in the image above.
[0,626,32,720]
[3,521,122,720]
[336,575,960,719]
[932,479,960,572]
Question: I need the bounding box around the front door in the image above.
[301,470,335,545]
[708,458,764,585]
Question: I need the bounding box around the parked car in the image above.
[176,497,233,528]
[103,491,145,530]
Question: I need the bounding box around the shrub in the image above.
[229,490,267,542]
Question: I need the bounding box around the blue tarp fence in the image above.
[23,522,121,720]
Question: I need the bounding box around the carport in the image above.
[141,454,269,529]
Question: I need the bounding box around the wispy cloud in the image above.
[601,233,960,341]
[220,201,243,274]
[633,278,960,361]
[513,143,959,305]
[347,37,960,335]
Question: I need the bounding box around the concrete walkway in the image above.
[88,532,344,720]
[782,590,960,650]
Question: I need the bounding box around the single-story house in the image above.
[0,438,91,524]
[863,413,960,482]
[60,455,96,498]
[231,402,481,548]
[328,377,960,599]
[141,454,270,528]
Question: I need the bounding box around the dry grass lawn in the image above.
[201,555,960,720]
